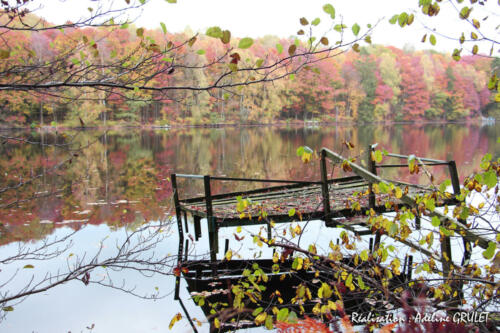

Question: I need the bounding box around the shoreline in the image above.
[0,118,490,132]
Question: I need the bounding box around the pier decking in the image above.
[172,146,465,259]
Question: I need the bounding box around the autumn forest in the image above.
[1,14,499,127]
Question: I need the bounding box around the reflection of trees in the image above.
[0,125,497,246]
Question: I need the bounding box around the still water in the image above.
[0,123,499,332]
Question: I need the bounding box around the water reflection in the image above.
[0,123,498,331]
[2,124,499,244]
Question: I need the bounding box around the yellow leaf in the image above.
[297,257,303,270]
[214,318,220,328]
[237,226,242,233]
[255,312,267,325]
[169,313,182,330]
[395,187,403,199]
[225,250,233,261]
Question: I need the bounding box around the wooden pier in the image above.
[171,145,492,331]
[171,145,474,261]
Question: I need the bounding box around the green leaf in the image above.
[379,182,389,193]
[166,0,177,3]
[289,73,296,81]
[360,250,369,261]
[428,34,436,46]
[276,43,283,54]
[472,45,478,55]
[256,59,264,68]
[439,179,451,193]
[160,22,167,34]
[71,58,80,65]
[431,216,441,227]
[374,150,383,163]
[23,264,34,269]
[352,43,360,52]
[323,4,335,19]
[120,23,129,29]
[277,308,289,321]
[352,23,360,36]
[265,315,273,330]
[2,306,13,312]
[136,27,144,38]
[483,170,497,189]
[452,48,462,61]
[334,24,346,32]
[221,30,231,44]
[206,26,222,38]
[459,6,471,19]
[398,12,408,27]
[252,307,263,317]
[407,14,414,25]
[389,15,399,24]
[288,208,296,217]
[357,276,366,289]
[196,49,205,55]
[482,241,496,260]
[311,18,321,26]
[425,198,436,212]
[238,37,253,49]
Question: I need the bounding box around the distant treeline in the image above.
[0,17,498,126]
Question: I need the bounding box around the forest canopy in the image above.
[0,0,498,127]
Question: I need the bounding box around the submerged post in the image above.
[367,145,381,249]
[171,173,184,300]
[320,149,332,226]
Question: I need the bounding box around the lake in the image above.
[0,122,499,332]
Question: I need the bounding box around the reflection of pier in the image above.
[171,145,491,331]
[176,257,413,332]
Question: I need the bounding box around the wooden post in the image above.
[171,174,184,240]
[367,145,377,209]
[183,211,189,234]
[204,175,217,262]
[171,173,184,301]
[194,215,201,241]
[448,161,461,198]
[366,145,382,249]
[441,161,460,276]
[320,149,332,226]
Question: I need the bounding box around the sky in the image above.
[29,0,499,55]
